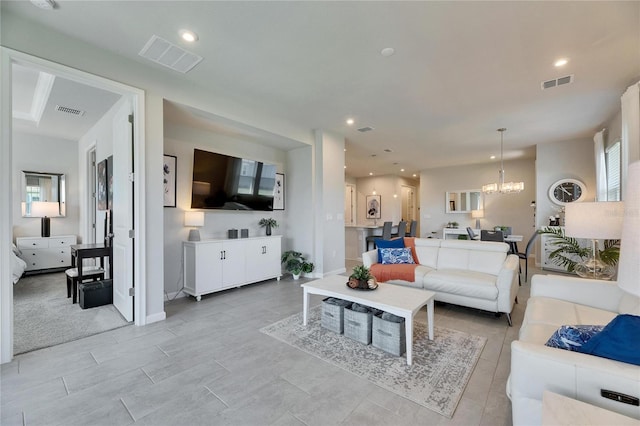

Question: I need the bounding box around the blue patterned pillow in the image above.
[375,238,405,263]
[379,247,415,265]
[545,325,605,352]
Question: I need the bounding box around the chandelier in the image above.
[482,128,524,194]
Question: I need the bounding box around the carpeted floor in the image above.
[260,305,486,418]
[13,272,130,355]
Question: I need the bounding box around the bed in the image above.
[12,243,27,284]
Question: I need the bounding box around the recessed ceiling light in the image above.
[554,58,568,67]
[490,155,496,160]
[180,29,198,42]
[344,165,346,169]
[412,174,417,177]
[369,172,373,176]
[381,47,395,57]
[400,168,405,172]
[346,118,354,125]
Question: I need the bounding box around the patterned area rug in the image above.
[260,306,486,418]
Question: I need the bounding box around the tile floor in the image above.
[1,263,549,426]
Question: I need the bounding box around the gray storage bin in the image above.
[372,314,406,356]
[321,298,350,334]
[343,306,373,344]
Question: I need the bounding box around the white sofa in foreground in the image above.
[362,238,519,325]
[508,274,640,425]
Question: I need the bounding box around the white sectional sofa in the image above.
[362,238,520,325]
[508,274,640,425]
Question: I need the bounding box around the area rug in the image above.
[260,306,486,418]
[13,272,130,355]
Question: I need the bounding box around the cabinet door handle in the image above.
[220,251,224,260]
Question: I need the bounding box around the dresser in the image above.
[16,235,77,273]
[183,236,282,301]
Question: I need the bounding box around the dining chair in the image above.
[480,230,504,242]
[406,220,418,237]
[466,227,478,240]
[366,221,392,250]
[516,232,539,284]
[391,221,407,239]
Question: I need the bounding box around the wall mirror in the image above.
[445,190,482,213]
[22,171,66,217]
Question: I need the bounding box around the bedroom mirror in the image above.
[21,171,66,217]
[445,190,482,213]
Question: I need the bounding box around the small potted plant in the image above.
[259,218,278,236]
[348,265,377,290]
[281,250,314,279]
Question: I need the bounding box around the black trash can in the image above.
[79,279,113,309]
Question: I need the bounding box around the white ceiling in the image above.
[4,1,639,177]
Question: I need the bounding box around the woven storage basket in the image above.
[372,314,406,356]
[343,306,373,344]
[321,298,350,334]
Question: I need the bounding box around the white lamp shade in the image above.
[30,201,60,217]
[471,209,484,219]
[565,201,624,240]
[184,211,204,227]
[617,161,640,296]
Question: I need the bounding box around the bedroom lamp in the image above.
[471,209,484,229]
[565,201,624,280]
[184,211,204,241]
[617,161,640,296]
[31,201,60,237]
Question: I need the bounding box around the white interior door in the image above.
[345,184,356,225]
[111,99,134,322]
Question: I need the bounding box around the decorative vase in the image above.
[266,224,272,236]
[293,272,301,280]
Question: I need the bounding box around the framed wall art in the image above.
[163,154,177,208]
[274,173,285,210]
[366,194,381,219]
[97,158,108,211]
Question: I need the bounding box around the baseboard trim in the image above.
[146,311,166,325]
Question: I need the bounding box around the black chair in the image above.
[480,230,504,242]
[366,221,392,250]
[405,220,418,237]
[517,232,539,284]
[391,221,407,239]
[466,227,478,240]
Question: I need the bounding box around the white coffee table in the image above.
[301,274,435,365]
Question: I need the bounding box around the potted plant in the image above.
[537,227,620,273]
[347,265,377,290]
[259,218,278,236]
[281,250,314,279]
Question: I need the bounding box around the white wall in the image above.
[314,130,345,276]
[163,122,287,295]
[420,159,536,239]
[285,146,314,269]
[12,132,79,239]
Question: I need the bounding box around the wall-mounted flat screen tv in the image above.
[191,148,276,211]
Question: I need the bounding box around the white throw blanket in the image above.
[11,243,26,284]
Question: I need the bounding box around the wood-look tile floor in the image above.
[2,264,545,426]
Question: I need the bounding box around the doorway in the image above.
[345,184,356,225]
[401,185,418,234]
[1,49,146,362]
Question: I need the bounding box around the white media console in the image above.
[183,235,282,301]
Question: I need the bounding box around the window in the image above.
[606,141,621,201]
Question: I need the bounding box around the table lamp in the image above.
[471,209,484,229]
[31,201,60,237]
[617,161,640,296]
[184,211,205,241]
[565,201,624,280]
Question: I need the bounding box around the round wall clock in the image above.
[548,179,587,205]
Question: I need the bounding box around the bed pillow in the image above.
[380,247,415,265]
[545,325,604,352]
[576,314,640,366]
[375,238,405,263]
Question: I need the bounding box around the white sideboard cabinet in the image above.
[16,235,77,273]
[183,236,282,301]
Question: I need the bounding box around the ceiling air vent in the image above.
[357,126,374,133]
[541,75,574,90]
[139,35,203,74]
[55,105,85,116]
